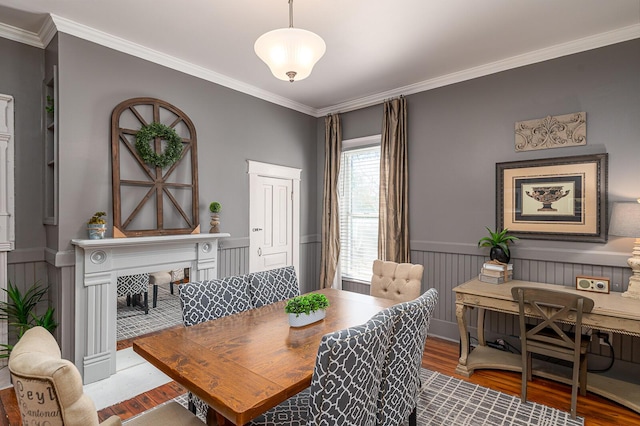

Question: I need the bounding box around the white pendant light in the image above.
[254,0,326,82]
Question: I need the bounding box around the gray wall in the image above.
[337,39,640,267]
[0,37,45,252]
[56,34,318,251]
[335,39,640,367]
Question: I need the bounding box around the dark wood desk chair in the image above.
[511,286,594,420]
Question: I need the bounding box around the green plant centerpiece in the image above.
[209,201,222,233]
[87,211,107,239]
[0,280,57,358]
[478,227,519,263]
[285,293,330,327]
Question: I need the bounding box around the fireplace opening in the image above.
[116,267,190,349]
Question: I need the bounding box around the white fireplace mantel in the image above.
[73,233,229,384]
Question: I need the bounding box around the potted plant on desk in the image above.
[285,293,330,327]
[478,227,518,263]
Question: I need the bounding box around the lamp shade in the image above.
[609,201,640,237]
[254,27,326,82]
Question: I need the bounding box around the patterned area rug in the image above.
[117,285,183,341]
[418,369,583,426]
[161,369,583,426]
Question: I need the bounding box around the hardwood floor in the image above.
[1,336,638,425]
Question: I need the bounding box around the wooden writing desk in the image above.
[133,288,395,425]
[453,278,640,413]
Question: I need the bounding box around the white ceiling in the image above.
[1,0,639,117]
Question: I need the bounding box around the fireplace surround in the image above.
[73,233,229,384]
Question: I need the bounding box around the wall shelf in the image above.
[43,66,58,225]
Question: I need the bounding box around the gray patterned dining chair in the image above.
[117,273,149,314]
[178,275,253,417]
[247,266,300,307]
[376,288,439,426]
[249,307,395,425]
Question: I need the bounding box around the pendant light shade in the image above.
[254,0,326,82]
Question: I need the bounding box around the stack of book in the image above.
[479,262,513,284]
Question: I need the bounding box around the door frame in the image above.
[247,160,301,275]
[0,94,14,372]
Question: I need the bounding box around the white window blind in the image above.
[339,144,380,282]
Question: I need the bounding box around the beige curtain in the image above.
[319,114,342,288]
[379,97,410,263]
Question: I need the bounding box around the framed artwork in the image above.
[496,153,608,242]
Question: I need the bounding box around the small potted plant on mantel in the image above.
[478,227,519,263]
[87,211,107,240]
[285,293,330,327]
[209,201,221,233]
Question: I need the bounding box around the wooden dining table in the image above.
[132,288,396,426]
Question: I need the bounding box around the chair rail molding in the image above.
[72,233,229,384]
[0,94,14,370]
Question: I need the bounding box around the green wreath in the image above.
[135,122,183,168]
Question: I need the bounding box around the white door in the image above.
[250,176,292,272]
[248,161,300,274]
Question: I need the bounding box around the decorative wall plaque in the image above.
[515,112,586,152]
[111,97,199,237]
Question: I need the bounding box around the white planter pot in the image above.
[288,309,326,327]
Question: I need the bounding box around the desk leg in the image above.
[455,303,473,377]
[477,307,486,346]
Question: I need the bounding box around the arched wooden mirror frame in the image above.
[111,97,199,237]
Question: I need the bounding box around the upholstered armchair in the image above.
[370,260,424,303]
[9,326,203,425]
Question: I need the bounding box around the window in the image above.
[338,139,380,282]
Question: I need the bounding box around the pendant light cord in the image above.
[289,0,294,28]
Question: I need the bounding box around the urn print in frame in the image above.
[496,154,608,243]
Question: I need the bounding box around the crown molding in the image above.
[0,21,43,48]
[49,15,317,116]
[38,14,57,48]
[317,23,640,117]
